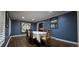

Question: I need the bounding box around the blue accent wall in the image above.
[11,20,20,35]
[52,12,77,42]
[39,11,77,42]
[11,20,37,35]
[31,22,37,31]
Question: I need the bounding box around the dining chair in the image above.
[40,29,51,47]
[33,38,41,47]
[27,29,34,44]
[40,33,47,46]
[26,29,29,41]
[25,29,34,44]
[45,29,52,46]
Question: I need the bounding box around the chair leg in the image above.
[33,38,41,47]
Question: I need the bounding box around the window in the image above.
[21,22,31,32]
[51,18,58,29]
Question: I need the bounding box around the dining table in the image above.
[32,31,47,43]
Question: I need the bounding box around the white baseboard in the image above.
[11,34,26,37]
[51,37,78,45]
[5,36,11,47]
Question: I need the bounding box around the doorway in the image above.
[37,22,44,31]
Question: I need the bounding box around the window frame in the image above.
[50,17,58,29]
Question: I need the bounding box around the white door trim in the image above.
[9,18,11,36]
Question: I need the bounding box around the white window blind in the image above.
[0,11,5,46]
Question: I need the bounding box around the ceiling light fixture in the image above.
[32,19,35,21]
[22,17,24,19]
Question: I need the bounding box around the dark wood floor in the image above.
[7,36,77,47]
[46,39,77,47]
[8,36,37,47]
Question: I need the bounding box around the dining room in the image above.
[0,1,79,59]
[4,11,78,47]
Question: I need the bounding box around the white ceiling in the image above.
[9,11,70,22]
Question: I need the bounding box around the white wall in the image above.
[0,11,5,46]
[77,12,79,46]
